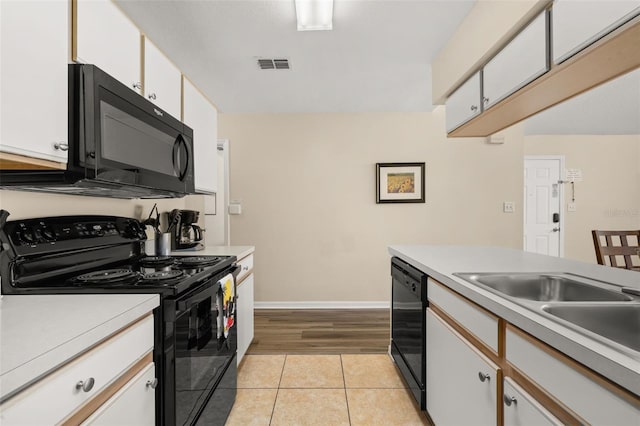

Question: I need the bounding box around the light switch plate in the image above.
[503,202,515,213]
[567,202,577,212]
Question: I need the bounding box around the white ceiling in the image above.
[115,0,475,113]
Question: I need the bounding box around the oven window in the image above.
[174,290,230,425]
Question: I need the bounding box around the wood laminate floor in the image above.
[246,309,390,355]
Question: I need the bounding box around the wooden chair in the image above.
[591,230,640,271]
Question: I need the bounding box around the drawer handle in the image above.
[146,378,158,389]
[132,82,142,90]
[478,372,490,382]
[470,105,478,112]
[243,266,249,271]
[76,377,95,393]
[148,93,157,100]
[53,142,69,151]
[503,394,517,407]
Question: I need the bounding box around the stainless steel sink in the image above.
[542,305,640,352]
[453,273,632,302]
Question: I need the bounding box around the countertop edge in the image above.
[171,245,255,260]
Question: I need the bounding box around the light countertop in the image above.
[0,294,159,402]
[388,245,640,396]
[171,245,254,260]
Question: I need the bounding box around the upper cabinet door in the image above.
[75,0,141,93]
[445,72,481,133]
[0,0,68,162]
[483,12,548,109]
[183,79,218,194]
[143,38,181,119]
[553,0,640,64]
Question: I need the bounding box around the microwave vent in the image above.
[257,58,290,70]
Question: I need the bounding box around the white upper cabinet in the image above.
[445,72,481,132]
[483,11,548,109]
[0,0,68,162]
[183,79,218,194]
[75,0,141,94]
[552,0,640,64]
[143,38,181,119]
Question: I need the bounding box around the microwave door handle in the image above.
[172,138,181,178]
[178,135,190,181]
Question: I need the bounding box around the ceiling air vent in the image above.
[257,58,290,70]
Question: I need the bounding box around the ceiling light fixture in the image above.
[295,0,333,31]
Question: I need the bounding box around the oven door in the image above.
[170,280,235,426]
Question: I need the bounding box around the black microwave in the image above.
[0,64,194,198]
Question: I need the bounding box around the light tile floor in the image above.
[226,354,430,426]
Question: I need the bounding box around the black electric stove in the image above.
[0,211,239,426]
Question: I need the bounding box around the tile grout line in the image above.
[268,354,287,426]
[340,354,352,426]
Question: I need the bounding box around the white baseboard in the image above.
[254,301,390,309]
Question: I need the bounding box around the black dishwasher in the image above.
[390,256,428,410]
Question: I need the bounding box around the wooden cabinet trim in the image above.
[0,152,66,170]
[449,14,640,137]
[507,324,640,407]
[237,269,254,286]
[60,352,153,426]
[430,303,500,364]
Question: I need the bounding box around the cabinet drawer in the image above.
[81,362,156,426]
[506,326,639,424]
[503,377,561,426]
[428,278,498,352]
[0,315,154,424]
[236,254,254,284]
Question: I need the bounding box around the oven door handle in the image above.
[177,281,217,312]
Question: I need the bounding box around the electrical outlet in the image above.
[503,202,515,213]
[567,202,577,212]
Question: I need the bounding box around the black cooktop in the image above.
[0,213,236,297]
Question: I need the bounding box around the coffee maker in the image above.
[169,209,204,250]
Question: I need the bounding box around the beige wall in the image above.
[523,135,640,263]
[220,108,524,303]
[0,190,204,230]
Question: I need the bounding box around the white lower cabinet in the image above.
[506,327,640,425]
[0,316,154,425]
[81,362,156,425]
[237,273,255,364]
[503,377,561,426]
[426,308,498,426]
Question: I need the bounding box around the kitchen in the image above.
[1,0,639,425]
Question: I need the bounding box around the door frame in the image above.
[218,139,230,245]
[523,155,566,257]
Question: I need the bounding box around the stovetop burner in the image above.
[139,256,176,268]
[141,270,186,283]
[74,268,139,285]
[175,256,223,267]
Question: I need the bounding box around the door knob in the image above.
[552,227,560,232]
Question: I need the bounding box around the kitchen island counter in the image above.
[0,293,159,402]
[388,245,640,396]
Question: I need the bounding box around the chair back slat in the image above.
[591,230,640,271]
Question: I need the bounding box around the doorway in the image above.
[523,156,565,257]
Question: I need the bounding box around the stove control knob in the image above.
[41,226,56,242]
[19,229,35,244]
[123,221,142,239]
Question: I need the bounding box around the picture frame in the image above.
[376,162,425,204]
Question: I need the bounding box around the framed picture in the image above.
[376,162,425,204]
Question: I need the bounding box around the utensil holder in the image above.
[155,233,171,256]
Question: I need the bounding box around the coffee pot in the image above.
[169,209,204,250]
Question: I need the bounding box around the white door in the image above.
[524,157,563,256]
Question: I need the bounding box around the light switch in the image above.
[567,202,577,212]
[229,203,242,215]
[503,202,515,213]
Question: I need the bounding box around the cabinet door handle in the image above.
[132,82,142,90]
[470,105,478,112]
[146,378,158,389]
[148,93,157,100]
[483,97,490,104]
[243,266,249,271]
[478,372,490,382]
[53,142,68,151]
[76,377,95,392]
[503,394,517,406]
